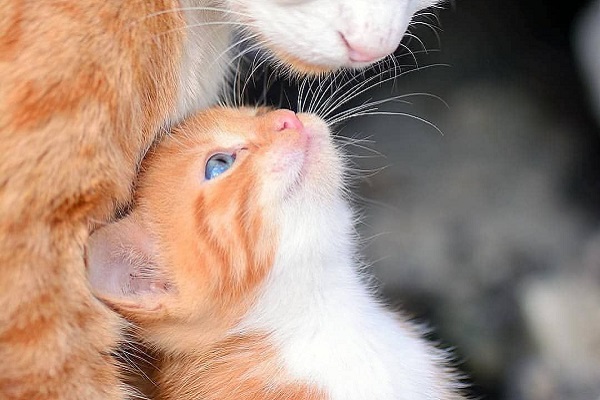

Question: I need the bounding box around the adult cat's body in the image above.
[88,107,463,400]
[0,0,443,398]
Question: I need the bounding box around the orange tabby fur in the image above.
[0,1,183,398]
[156,334,325,400]
[0,2,340,394]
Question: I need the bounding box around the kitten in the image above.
[87,106,464,400]
[0,0,444,398]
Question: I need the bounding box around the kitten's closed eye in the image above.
[205,153,236,180]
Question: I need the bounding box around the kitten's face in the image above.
[228,0,444,73]
[87,107,341,348]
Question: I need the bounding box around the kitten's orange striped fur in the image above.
[0,0,445,397]
[88,107,464,399]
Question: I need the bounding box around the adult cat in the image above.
[0,1,444,399]
[87,106,464,400]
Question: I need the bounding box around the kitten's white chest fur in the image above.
[237,195,458,399]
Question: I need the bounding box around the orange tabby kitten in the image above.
[0,1,445,398]
[88,107,464,400]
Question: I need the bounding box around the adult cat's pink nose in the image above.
[340,33,392,63]
[273,109,304,132]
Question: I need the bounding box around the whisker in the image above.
[332,110,444,136]
[153,20,256,41]
[403,32,429,54]
[337,141,386,158]
[240,50,268,103]
[321,63,448,120]
[142,6,252,22]
[213,31,260,65]
[327,91,448,125]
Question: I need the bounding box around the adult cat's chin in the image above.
[270,49,339,76]
[242,30,395,76]
[268,46,378,76]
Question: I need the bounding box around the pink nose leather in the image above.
[340,33,391,63]
[273,109,304,132]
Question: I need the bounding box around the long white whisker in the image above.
[396,42,419,66]
[319,69,396,119]
[331,110,445,136]
[403,32,428,54]
[142,6,252,21]
[322,63,448,120]
[240,49,269,102]
[226,40,267,70]
[152,20,256,42]
[215,31,260,61]
[311,70,345,116]
[328,91,448,125]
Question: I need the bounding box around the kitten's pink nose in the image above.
[340,33,392,63]
[273,109,304,132]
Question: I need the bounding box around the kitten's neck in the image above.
[240,197,360,329]
[230,198,459,400]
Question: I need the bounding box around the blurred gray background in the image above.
[240,1,600,398]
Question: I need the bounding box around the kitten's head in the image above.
[227,0,444,73]
[86,107,342,350]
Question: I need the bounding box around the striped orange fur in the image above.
[156,334,326,400]
[0,1,183,398]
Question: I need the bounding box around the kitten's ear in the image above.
[86,213,170,316]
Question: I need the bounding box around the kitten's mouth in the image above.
[286,115,330,189]
[265,111,332,198]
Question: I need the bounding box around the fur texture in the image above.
[0,0,444,398]
[88,107,464,399]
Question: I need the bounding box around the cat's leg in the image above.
[0,113,135,400]
[0,75,140,398]
[0,229,127,399]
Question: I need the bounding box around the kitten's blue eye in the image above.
[205,153,236,180]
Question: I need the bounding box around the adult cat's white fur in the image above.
[174,0,445,122]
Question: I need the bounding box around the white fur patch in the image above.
[228,0,445,69]
[172,1,233,123]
